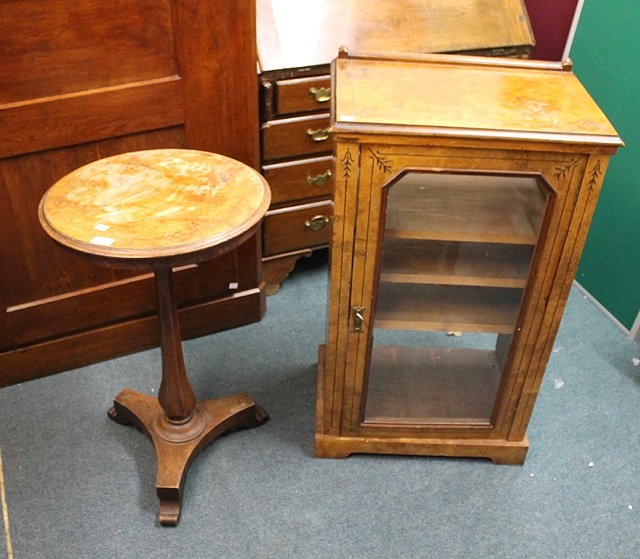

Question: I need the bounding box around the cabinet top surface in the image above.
[257,0,533,72]
[332,54,622,146]
[39,149,271,262]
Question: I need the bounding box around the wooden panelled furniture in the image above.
[315,50,622,464]
[39,149,272,526]
[256,0,535,292]
[0,1,262,386]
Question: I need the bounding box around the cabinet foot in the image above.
[108,388,269,525]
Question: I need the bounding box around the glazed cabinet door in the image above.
[363,170,550,427]
[340,145,597,439]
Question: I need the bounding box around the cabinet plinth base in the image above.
[108,388,269,526]
[314,433,528,465]
[315,345,527,465]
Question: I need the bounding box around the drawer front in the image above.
[262,114,331,161]
[263,200,333,255]
[262,155,334,206]
[276,75,331,116]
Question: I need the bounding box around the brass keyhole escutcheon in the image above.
[352,307,365,332]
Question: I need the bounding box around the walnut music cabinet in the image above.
[256,0,534,292]
[315,50,622,464]
[38,149,271,525]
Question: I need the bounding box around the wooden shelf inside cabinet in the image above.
[375,283,522,334]
[381,239,533,288]
[364,345,503,425]
[385,173,547,245]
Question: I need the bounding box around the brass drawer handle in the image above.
[304,215,330,231]
[307,169,332,187]
[306,128,330,142]
[309,86,331,103]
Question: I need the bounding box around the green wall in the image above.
[570,0,640,331]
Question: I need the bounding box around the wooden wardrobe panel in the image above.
[0,0,177,103]
[0,79,184,158]
[0,0,261,385]
[0,129,186,308]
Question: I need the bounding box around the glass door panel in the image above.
[363,171,550,426]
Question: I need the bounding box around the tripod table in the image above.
[38,149,272,525]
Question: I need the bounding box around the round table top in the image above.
[38,149,271,267]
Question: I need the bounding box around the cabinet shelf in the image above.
[375,283,522,334]
[364,345,502,425]
[380,239,532,288]
[385,172,546,245]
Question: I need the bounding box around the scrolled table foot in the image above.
[158,496,182,527]
[232,403,270,432]
[253,404,270,425]
[107,397,136,426]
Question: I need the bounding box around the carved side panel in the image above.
[322,141,362,435]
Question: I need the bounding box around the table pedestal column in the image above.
[108,267,268,526]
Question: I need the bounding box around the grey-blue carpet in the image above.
[1,253,638,559]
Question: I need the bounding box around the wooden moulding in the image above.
[0,285,265,388]
[314,432,529,465]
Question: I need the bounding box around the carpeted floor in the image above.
[1,252,638,558]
